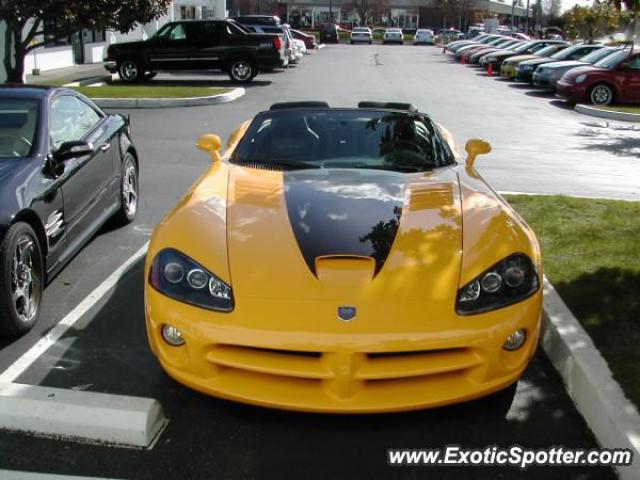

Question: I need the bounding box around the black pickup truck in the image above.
[103,19,285,83]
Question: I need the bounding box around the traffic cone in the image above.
[487,63,493,77]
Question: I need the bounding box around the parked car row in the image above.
[103,16,316,84]
[446,33,640,106]
[317,24,435,46]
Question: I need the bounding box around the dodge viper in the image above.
[145,102,542,413]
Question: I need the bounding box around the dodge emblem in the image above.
[338,306,356,322]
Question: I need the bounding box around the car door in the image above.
[147,22,190,70]
[49,95,115,251]
[185,21,223,69]
[621,55,640,103]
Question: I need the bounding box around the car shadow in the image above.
[7,257,616,479]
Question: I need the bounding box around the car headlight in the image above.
[150,249,233,312]
[576,74,587,84]
[456,253,539,315]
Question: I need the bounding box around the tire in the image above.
[117,58,145,83]
[350,40,354,45]
[0,222,44,336]
[369,41,372,45]
[227,58,257,83]
[113,152,139,225]
[589,83,614,106]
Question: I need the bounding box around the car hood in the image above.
[540,60,586,70]
[521,58,554,67]
[226,166,462,302]
[562,65,605,82]
[490,50,518,59]
[507,54,537,64]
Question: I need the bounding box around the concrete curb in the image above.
[541,277,640,479]
[92,87,245,109]
[0,382,167,448]
[575,104,640,123]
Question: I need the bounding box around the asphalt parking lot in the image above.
[2,44,638,479]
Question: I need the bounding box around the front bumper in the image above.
[146,287,542,413]
[556,80,585,103]
[103,61,117,73]
[516,70,534,83]
[532,72,557,90]
[500,64,517,78]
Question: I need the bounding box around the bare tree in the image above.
[351,0,387,25]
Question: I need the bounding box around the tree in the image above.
[562,2,622,43]
[351,0,387,26]
[608,0,640,40]
[1,0,170,83]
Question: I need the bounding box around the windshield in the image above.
[550,45,582,60]
[513,42,534,53]
[536,45,562,57]
[594,49,629,69]
[0,98,39,158]
[580,47,613,64]
[231,109,454,173]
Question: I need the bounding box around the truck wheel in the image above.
[228,59,257,83]
[0,222,44,336]
[118,59,144,83]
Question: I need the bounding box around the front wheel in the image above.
[0,222,44,336]
[228,59,257,83]
[114,152,139,225]
[589,83,614,106]
[118,59,144,83]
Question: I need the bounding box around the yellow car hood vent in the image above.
[226,166,463,302]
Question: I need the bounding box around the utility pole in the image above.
[329,0,333,22]
[525,0,529,33]
[511,0,516,31]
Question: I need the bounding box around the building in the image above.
[249,0,532,30]
[1,0,226,81]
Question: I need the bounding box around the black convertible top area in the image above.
[268,101,419,113]
[234,102,454,172]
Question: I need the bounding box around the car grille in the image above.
[205,343,482,398]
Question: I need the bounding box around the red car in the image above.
[291,29,317,50]
[556,49,640,105]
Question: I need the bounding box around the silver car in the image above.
[414,29,434,45]
[351,27,373,45]
[383,28,404,45]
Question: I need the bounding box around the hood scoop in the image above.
[283,169,405,277]
[315,256,376,285]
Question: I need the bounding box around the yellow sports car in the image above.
[145,102,542,413]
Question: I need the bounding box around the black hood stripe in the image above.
[283,169,405,277]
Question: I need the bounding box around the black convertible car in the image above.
[0,85,139,336]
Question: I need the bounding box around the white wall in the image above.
[24,46,74,73]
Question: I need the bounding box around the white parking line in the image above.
[0,242,149,383]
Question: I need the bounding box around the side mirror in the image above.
[196,133,222,162]
[53,140,94,164]
[465,139,492,167]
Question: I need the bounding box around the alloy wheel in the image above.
[11,234,41,324]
